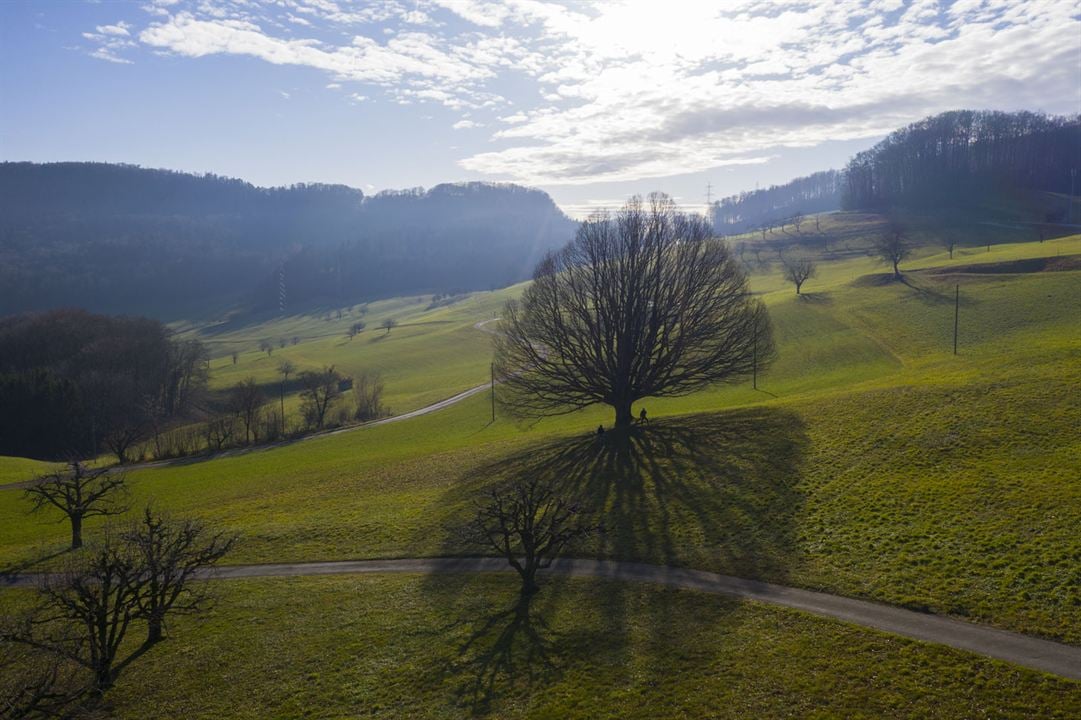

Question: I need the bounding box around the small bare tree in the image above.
[226,378,264,444]
[259,340,273,357]
[124,507,236,644]
[791,212,804,234]
[23,537,143,691]
[25,463,128,550]
[381,318,398,335]
[201,415,235,452]
[298,366,344,429]
[352,370,388,421]
[495,193,772,428]
[875,218,911,279]
[782,255,817,295]
[463,477,597,596]
[347,321,366,339]
[231,351,238,365]
[941,232,957,259]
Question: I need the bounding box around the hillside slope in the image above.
[0,163,576,318]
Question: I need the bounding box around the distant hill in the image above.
[711,110,1081,236]
[841,110,1080,211]
[710,170,843,235]
[0,163,576,318]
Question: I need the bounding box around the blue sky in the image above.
[2,1,1078,217]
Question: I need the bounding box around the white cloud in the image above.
[97,21,132,37]
[89,48,135,64]
[498,112,528,124]
[452,119,483,129]
[87,0,1081,184]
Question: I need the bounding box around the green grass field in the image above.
[189,288,516,419]
[2,225,1079,715]
[2,574,1077,718]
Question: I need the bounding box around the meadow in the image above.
[2,219,1079,714]
[3,573,1078,718]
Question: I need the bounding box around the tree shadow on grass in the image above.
[480,408,808,579]
[899,275,953,304]
[420,407,808,712]
[0,548,71,582]
[440,591,560,715]
[797,291,832,304]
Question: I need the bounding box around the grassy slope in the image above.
[193,288,516,417]
[2,574,1077,718]
[2,237,1079,629]
[0,456,57,486]
[1,232,1079,715]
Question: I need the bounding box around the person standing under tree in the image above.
[639,407,648,424]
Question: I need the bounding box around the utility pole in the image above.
[953,284,960,356]
[490,362,496,423]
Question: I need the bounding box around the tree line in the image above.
[710,170,842,235]
[0,310,208,462]
[0,163,576,318]
[842,110,1081,211]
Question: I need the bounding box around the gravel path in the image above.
[7,556,1078,680]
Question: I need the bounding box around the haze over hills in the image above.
[711,110,1081,234]
[0,163,576,318]
[2,111,1078,321]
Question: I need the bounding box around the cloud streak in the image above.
[82,0,1081,185]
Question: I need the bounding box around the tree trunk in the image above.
[613,400,634,429]
[94,664,114,691]
[146,614,164,644]
[520,566,540,596]
[893,259,901,279]
[71,514,83,549]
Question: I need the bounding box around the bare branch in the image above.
[495,193,774,427]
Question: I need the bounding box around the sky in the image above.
[1,0,1078,218]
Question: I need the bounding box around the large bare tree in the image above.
[124,507,236,644]
[495,193,773,428]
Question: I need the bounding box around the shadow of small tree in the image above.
[444,592,559,714]
[797,291,833,304]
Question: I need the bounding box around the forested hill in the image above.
[0,163,576,318]
[710,170,843,234]
[841,110,1080,211]
[710,110,1080,234]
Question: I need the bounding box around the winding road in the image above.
[4,556,1079,681]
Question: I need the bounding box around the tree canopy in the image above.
[495,193,773,428]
